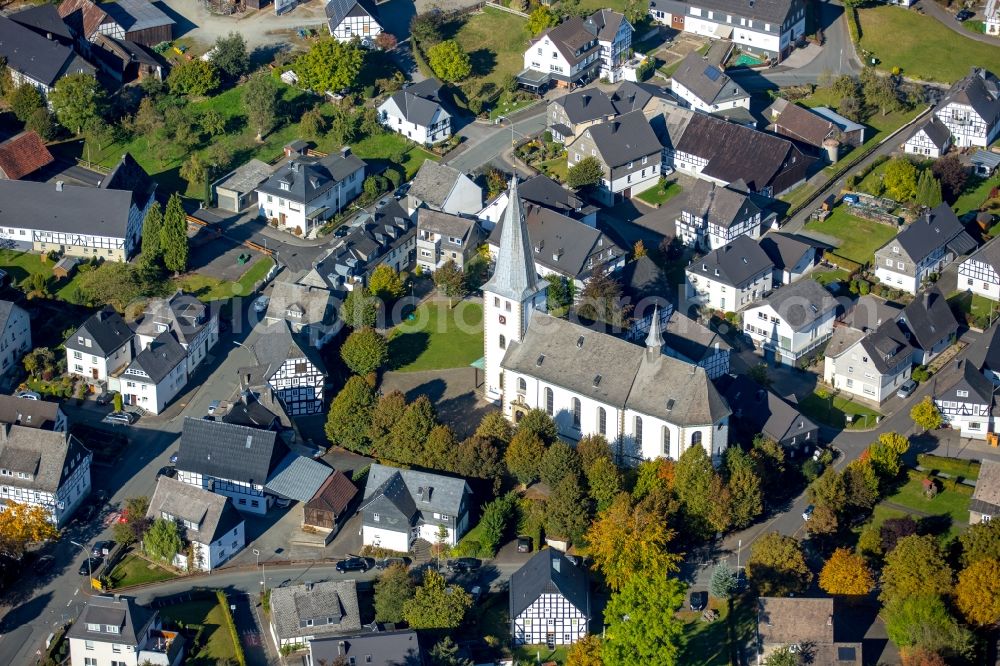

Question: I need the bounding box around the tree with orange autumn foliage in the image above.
[954,558,1000,626]
[900,648,947,666]
[819,548,875,596]
[0,501,58,556]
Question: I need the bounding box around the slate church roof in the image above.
[483,177,546,302]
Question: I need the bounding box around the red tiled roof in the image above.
[305,469,357,516]
[0,132,54,180]
[57,0,108,38]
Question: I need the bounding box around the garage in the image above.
[211,159,274,214]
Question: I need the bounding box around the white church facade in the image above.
[482,179,731,465]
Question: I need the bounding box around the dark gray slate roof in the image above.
[502,311,730,425]
[690,234,773,287]
[942,68,1000,129]
[309,630,422,666]
[912,116,952,150]
[844,294,902,332]
[683,180,761,230]
[518,174,595,219]
[66,595,155,647]
[611,80,675,114]
[899,287,959,352]
[270,580,362,640]
[555,88,618,125]
[886,203,975,263]
[216,159,273,195]
[147,475,244,543]
[0,395,62,431]
[0,425,88,493]
[315,199,414,288]
[0,15,93,86]
[264,452,332,503]
[937,358,995,404]
[717,374,817,444]
[362,463,471,517]
[758,232,814,272]
[102,0,174,32]
[649,0,799,25]
[66,308,134,356]
[757,279,838,332]
[257,150,366,205]
[325,0,379,29]
[176,417,287,485]
[582,110,661,167]
[538,16,599,66]
[672,52,748,107]
[664,311,731,362]
[510,549,589,619]
[621,255,672,304]
[417,208,479,241]
[385,78,446,126]
[584,8,627,41]
[242,320,327,387]
[8,5,74,44]
[861,321,914,375]
[134,292,212,346]
[126,331,186,384]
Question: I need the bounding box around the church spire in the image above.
[482,177,544,302]
[645,305,664,350]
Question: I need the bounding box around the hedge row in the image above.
[822,250,862,274]
[845,3,862,45]
[215,590,247,666]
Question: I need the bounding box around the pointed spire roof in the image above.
[483,177,545,302]
[645,306,664,349]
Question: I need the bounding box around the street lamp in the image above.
[70,540,92,581]
[252,548,264,589]
[233,340,259,366]
[496,115,528,150]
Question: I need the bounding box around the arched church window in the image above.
[517,377,526,394]
[572,398,581,428]
[598,407,607,435]
[545,387,554,415]
[634,416,643,447]
[691,431,702,447]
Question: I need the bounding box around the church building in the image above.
[483,179,731,464]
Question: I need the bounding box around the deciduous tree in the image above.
[374,563,415,623]
[139,202,164,271]
[586,456,623,512]
[402,569,472,629]
[26,107,55,141]
[478,492,518,556]
[421,424,457,470]
[819,548,874,596]
[567,156,604,189]
[451,435,504,494]
[808,467,847,512]
[880,535,952,604]
[325,375,376,453]
[527,6,559,35]
[883,158,918,202]
[504,430,546,485]
[746,532,812,597]
[880,516,918,554]
[675,444,723,537]
[517,408,558,444]
[959,519,1000,566]
[368,264,405,302]
[211,32,250,80]
[340,327,389,376]
[410,12,444,45]
[368,390,407,455]
[0,502,59,556]
[428,40,472,82]
[168,59,219,96]
[341,286,379,329]
[9,84,43,122]
[844,458,880,510]
[546,474,589,543]
[566,635,604,666]
[954,558,1000,626]
[374,32,398,51]
[433,259,467,305]
[883,594,973,659]
[602,573,686,665]
[540,441,583,488]
[475,411,514,447]
[299,105,328,139]
[578,433,613,470]
[577,264,631,328]
[144,517,182,563]
[294,38,364,95]
[910,396,942,432]
[931,154,968,203]
[386,396,437,465]
[725,447,763,529]
[428,636,472,666]
[245,69,279,142]
[161,193,189,273]
[868,431,909,483]
[49,73,105,134]
[180,153,206,191]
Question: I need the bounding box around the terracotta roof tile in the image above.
[0,132,54,180]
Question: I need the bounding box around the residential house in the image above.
[325,0,382,44]
[823,320,913,404]
[566,110,663,204]
[765,97,863,159]
[264,280,338,349]
[416,208,484,272]
[147,476,245,572]
[685,234,774,312]
[742,278,838,367]
[584,9,632,82]
[958,235,1000,301]
[59,0,174,46]
[898,287,959,364]
[221,391,286,432]
[670,52,751,122]
[0,153,155,261]
[510,549,590,647]
[935,68,1000,149]
[0,132,54,180]
[67,595,183,666]
[519,15,601,91]
[120,332,188,414]
[547,88,619,144]
[8,4,75,46]
[873,204,977,294]
[175,417,289,515]
[406,160,483,216]
[659,109,816,197]
[904,116,952,159]
[610,79,679,117]
[662,310,731,379]
[240,320,327,416]
[378,78,452,145]
[308,631,422,666]
[256,147,366,235]
[487,203,625,292]
[933,359,995,440]
[675,179,763,250]
[66,308,134,383]
[360,463,473,552]
[758,232,817,285]
[970,459,1000,523]
[269,581,362,651]
[0,15,95,95]
[212,159,274,213]
[0,301,30,377]
[987,0,999,37]
[717,374,819,453]
[310,198,415,292]
[0,425,91,526]
[134,292,219,376]
[0,396,67,432]
[477,174,598,229]
[756,597,862,666]
[302,469,357,539]
[648,0,807,62]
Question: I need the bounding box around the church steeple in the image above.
[482,177,544,302]
[646,306,664,350]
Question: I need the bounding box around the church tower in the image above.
[482,177,547,405]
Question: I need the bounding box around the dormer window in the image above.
[105,625,119,634]
[280,182,290,191]
[957,390,969,397]
[892,246,899,254]
[86,623,101,632]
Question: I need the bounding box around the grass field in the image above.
[0,250,88,302]
[536,156,569,183]
[804,207,899,266]
[388,300,484,372]
[449,8,530,99]
[159,599,239,666]
[678,594,755,666]
[108,553,177,588]
[813,268,851,286]
[175,257,274,301]
[953,174,1000,217]
[878,472,972,542]
[778,181,819,211]
[798,391,881,430]
[637,180,683,206]
[858,6,1000,83]
[513,646,569,664]
[947,290,996,326]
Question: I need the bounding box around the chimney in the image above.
[55,180,64,192]
[338,641,346,655]
[305,581,313,591]
[340,146,351,158]
[923,291,930,309]
[612,121,620,133]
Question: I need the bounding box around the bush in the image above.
[802,458,824,483]
[822,250,862,274]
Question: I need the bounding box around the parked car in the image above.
[274,497,291,508]
[336,557,370,573]
[689,591,708,611]
[253,296,270,313]
[95,391,113,405]
[447,558,482,573]
[103,411,135,426]
[15,391,40,400]
[897,379,917,399]
[157,466,176,479]
[375,557,409,570]
[91,541,115,557]
[207,400,221,416]
[470,585,483,603]
[78,556,103,576]
[334,226,349,238]
[802,505,814,521]
[956,9,974,20]
[662,166,675,177]
[169,452,178,464]
[516,536,532,553]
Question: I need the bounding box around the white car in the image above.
[15,391,41,400]
[253,296,269,313]
[802,505,814,521]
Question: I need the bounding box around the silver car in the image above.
[897,379,917,399]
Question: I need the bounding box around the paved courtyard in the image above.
[380,367,497,441]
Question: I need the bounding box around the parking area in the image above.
[187,226,267,282]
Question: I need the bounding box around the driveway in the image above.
[158,0,328,50]
[916,0,1000,46]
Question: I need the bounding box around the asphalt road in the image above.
[445,108,549,175]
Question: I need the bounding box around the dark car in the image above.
[689,591,708,611]
[956,9,974,20]
[447,557,482,573]
[157,466,176,478]
[103,411,135,426]
[375,557,410,570]
[79,556,103,576]
[95,391,113,405]
[516,536,532,553]
[91,540,115,557]
[336,557,370,573]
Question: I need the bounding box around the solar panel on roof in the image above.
[704,65,722,82]
[837,647,856,661]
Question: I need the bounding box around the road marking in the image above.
[73,589,79,596]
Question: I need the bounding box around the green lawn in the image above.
[174,257,274,301]
[536,156,569,183]
[916,454,981,481]
[636,180,682,206]
[388,300,484,372]
[678,594,755,666]
[804,207,899,266]
[947,290,996,326]
[489,96,539,122]
[159,599,239,666]
[858,6,1000,83]
[0,250,88,303]
[953,174,1000,217]
[350,132,438,182]
[778,181,819,211]
[450,8,530,99]
[108,553,177,588]
[512,646,569,664]
[880,473,972,542]
[812,268,851,286]
[798,391,881,430]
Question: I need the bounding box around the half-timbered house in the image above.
[904,116,952,159]
[325,0,382,45]
[0,425,91,526]
[510,549,590,648]
[934,359,996,439]
[675,179,763,251]
[959,236,1000,302]
[242,321,327,416]
[935,68,1000,149]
